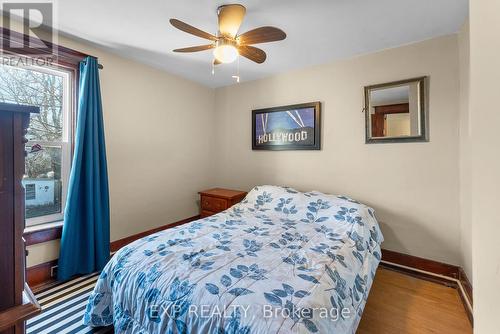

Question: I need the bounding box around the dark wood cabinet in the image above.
[0,103,41,334]
[198,188,247,218]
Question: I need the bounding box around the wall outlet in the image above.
[50,265,58,278]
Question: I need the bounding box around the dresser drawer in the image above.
[200,210,216,218]
[201,196,227,212]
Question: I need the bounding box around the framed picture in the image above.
[252,102,321,150]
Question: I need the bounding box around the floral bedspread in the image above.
[83,185,383,333]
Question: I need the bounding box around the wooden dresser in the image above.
[0,103,41,334]
[198,188,247,218]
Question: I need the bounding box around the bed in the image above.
[83,185,383,333]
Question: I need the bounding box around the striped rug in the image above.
[27,273,113,334]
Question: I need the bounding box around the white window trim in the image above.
[24,65,73,227]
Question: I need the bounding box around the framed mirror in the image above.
[364,76,428,143]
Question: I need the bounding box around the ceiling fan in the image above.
[170,4,286,65]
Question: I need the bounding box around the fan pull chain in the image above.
[232,56,240,83]
[211,28,217,76]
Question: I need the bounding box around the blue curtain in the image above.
[58,56,110,281]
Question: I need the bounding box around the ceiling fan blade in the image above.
[237,26,286,45]
[217,4,246,37]
[173,44,214,53]
[238,45,266,64]
[213,59,221,66]
[170,19,217,41]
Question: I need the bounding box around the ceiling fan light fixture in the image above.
[170,3,286,66]
[213,44,239,63]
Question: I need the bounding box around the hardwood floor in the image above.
[29,265,471,333]
[358,267,472,334]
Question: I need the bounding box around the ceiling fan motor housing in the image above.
[215,37,237,48]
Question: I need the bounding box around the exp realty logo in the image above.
[1,1,57,64]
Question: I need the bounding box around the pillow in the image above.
[239,185,383,246]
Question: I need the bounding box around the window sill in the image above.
[24,221,63,246]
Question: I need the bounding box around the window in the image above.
[25,184,36,200]
[0,62,73,226]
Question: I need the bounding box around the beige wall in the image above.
[83,45,216,241]
[469,0,500,331]
[457,20,472,282]
[20,31,216,267]
[26,240,60,267]
[21,27,472,279]
[214,35,461,265]
[385,113,410,137]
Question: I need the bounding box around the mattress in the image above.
[84,185,383,333]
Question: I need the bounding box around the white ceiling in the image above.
[57,0,468,88]
[371,86,409,106]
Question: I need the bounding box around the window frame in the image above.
[1,26,91,238]
[18,63,74,227]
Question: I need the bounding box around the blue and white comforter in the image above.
[84,185,383,333]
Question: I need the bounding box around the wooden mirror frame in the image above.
[364,76,428,144]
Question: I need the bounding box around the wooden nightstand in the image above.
[198,188,247,218]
